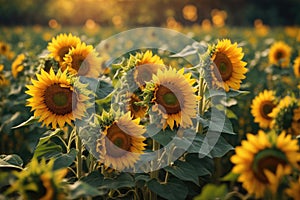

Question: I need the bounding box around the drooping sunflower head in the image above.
[145,67,198,130]
[124,50,166,89]
[211,39,247,92]
[6,158,68,200]
[268,41,292,68]
[293,56,300,78]
[62,42,103,78]
[251,90,276,129]
[11,53,26,78]
[96,112,146,171]
[26,68,91,129]
[268,96,299,135]
[127,93,148,119]
[47,33,81,63]
[231,130,300,198]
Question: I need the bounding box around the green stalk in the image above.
[75,129,83,179]
[196,71,206,134]
[149,139,160,200]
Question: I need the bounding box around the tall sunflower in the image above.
[251,90,276,129]
[231,130,300,198]
[293,56,300,78]
[11,53,25,78]
[62,42,102,78]
[6,158,67,200]
[123,50,165,89]
[268,96,299,135]
[145,68,197,130]
[96,112,146,171]
[291,107,300,135]
[26,68,90,129]
[268,41,292,68]
[211,39,247,92]
[47,33,81,63]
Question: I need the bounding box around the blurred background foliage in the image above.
[0,0,300,27]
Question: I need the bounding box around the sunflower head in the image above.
[11,53,26,78]
[6,158,67,200]
[96,112,146,171]
[251,90,276,129]
[143,67,198,130]
[268,96,299,135]
[123,50,166,89]
[0,41,14,59]
[293,56,300,78]
[26,68,91,129]
[62,42,103,78]
[47,33,81,63]
[211,39,247,92]
[268,41,292,68]
[231,130,300,198]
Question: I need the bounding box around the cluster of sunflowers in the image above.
[1,28,299,200]
[229,40,300,199]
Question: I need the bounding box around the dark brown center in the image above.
[154,85,181,114]
[106,123,131,158]
[44,84,75,115]
[260,101,275,120]
[214,52,233,81]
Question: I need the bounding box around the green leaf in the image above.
[147,178,188,200]
[101,173,135,190]
[68,181,103,199]
[165,160,200,185]
[36,129,64,147]
[80,171,104,188]
[33,142,62,159]
[221,172,239,182]
[53,148,77,170]
[11,116,38,129]
[0,154,23,170]
[194,184,227,200]
[210,136,234,158]
[152,128,175,146]
[185,154,214,176]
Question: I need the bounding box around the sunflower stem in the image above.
[196,71,206,134]
[149,139,159,200]
[75,129,83,179]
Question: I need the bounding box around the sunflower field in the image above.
[0,17,300,200]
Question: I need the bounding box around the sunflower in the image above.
[268,41,292,68]
[127,93,148,119]
[286,177,300,200]
[47,33,81,63]
[0,41,14,59]
[268,96,299,135]
[231,130,300,198]
[146,67,197,130]
[293,56,300,77]
[6,158,67,200]
[291,107,300,135]
[62,42,102,78]
[0,64,9,86]
[96,112,146,171]
[211,39,247,92]
[125,50,165,89]
[26,68,90,129]
[251,90,276,129]
[11,53,25,78]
